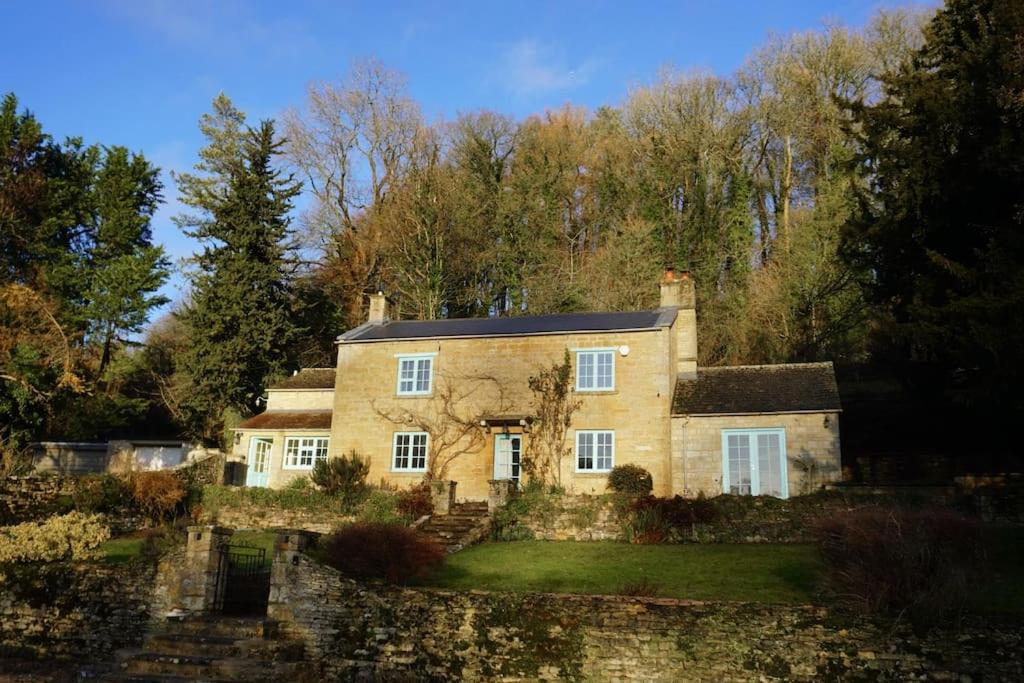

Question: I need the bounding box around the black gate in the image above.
[214,543,271,616]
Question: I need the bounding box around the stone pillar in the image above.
[488,479,515,512]
[268,529,319,621]
[430,480,457,515]
[181,525,233,614]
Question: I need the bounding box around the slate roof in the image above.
[236,410,333,430]
[339,309,677,343]
[672,362,841,416]
[268,368,335,390]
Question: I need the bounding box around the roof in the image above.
[672,362,841,416]
[339,308,677,343]
[236,410,333,430]
[268,368,335,390]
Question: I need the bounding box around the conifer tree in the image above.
[175,97,302,441]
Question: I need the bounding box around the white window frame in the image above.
[575,349,615,392]
[392,431,429,473]
[720,428,789,499]
[395,353,435,396]
[575,430,615,473]
[282,436,330,470]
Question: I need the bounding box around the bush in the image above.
[623,494,719,543]
[0,512,110,563]
[128,471,187,522]
[321,522,444,583]
[311,451,370,503]
[607,464,653,495]
[814,507,984,625]
[72,474,131,514]
[356,489,404,524]
[396,482,433,519]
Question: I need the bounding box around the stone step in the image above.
[160,616,278,639]
[142,633,303,661]
[118,652,296,681]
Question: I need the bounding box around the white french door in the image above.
[493,434,522,484]
[720,429,788,498]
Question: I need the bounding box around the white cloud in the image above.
[494,39,601,97]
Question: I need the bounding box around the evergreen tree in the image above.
[175,99,302,442]
[86,146,168,376]
[844,0,1024,412]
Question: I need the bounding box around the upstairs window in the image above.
[576,430,614,472]
[397,354,434,395]
[576,350,614,391]
[392,432,428,472]
[283,437,329,469]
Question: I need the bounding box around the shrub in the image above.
[623,494,719,543]
[311,451,370,503]
[321,523,444,583]
[814,507,984,625]
[128,471,187,522]
[607,464,653,495]
[356,489,404,524]
[618,576,662,597]
[625,504,672,544]
[72,474,131,514]
[0,512,110,563]
[396,482,433,519]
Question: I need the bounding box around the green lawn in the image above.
[100,536,146,564]
[417,541,821,603]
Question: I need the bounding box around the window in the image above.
[721,429,788,498]
[576,430,614,472]
[575,350,614,391]
[392,432,428,472]
[283,437,329,469]
[396,354,434,395]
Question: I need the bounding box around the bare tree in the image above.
[372,372,512,481]
[523,351,581,487]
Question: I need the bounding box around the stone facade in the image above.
[0,562,157,660]
[331,325,677,500]
[230,426,332,489]
[267,547,1024,682]
[673,412,841,497]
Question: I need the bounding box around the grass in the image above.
[100,536,146,564]
[417,541,821,603]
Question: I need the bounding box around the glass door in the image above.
[493,434,522,484]
[245,438,273,488]
[722,429,788,498]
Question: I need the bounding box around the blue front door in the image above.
[245,438,273,488]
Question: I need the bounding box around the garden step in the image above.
[160,616,278,639]
[142,633,303,660]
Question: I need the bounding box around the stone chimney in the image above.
[660,268,697,379]
[367,291,390,324]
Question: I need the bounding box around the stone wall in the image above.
[513,494,623,541]
[207,504,354,534]
[268,550,1023,681]
[0,561,157,660]
[0,476,75,524]
[673,412,842,497]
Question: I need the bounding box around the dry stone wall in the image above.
[268,551,1024,682]
[0,477,75,524]
[206,505,354,533]
[0,562,156,660]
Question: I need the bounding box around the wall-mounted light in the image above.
[823,415,831,429]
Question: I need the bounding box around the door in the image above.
[721,429,788,498]
[245,438,273,488]
[493,434,522,484]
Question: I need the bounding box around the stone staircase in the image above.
[417,501,491,553]
[94,615,308,682]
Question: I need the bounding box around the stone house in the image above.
[233,270,841,499]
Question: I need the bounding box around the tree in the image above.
[175,99,302,441]
[86,146,168,376]
[844,0,1024,412]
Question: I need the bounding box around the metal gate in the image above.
[214,543,271,616]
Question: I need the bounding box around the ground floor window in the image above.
[576,430,614,472]
[393,431,428,472]
[283,436,329,469]
[720,428,788,498]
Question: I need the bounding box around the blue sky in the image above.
[2,0,915,319]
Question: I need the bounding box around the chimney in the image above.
[660,268,697,379]
[367,291,390,324]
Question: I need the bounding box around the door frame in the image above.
[492,433,523,484]
[720,428,789,498]
[246,436,274,488]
